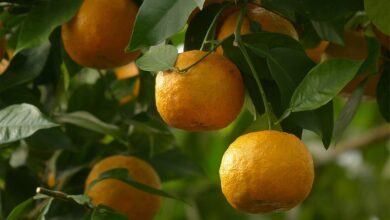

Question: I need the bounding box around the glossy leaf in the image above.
[135,44,178,72]
[16,0,82,52]
[364,0,390,35]
[333,79,367,143]
[0,104,58,144]
[127,0,197,51]
[0,43,50,93]
[376,63,390,122]
[288,59,362,113]
[87,168,187,203]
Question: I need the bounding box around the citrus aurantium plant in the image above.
[0,0,389,219]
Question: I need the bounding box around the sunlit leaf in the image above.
[0,104,58,144]
[127,0,197,51]
[135,44,178,72]
[288,59,362,113]
[364,0,390,35]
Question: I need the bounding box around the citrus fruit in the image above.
[115,62,140,105]
[61,0,140,69]
[322,31,381,97]
[155,50,244,131]
[305,41,329,62]
[373,26,390,51]
[220,130,314,213]
[216,4,298,54]
[85,155,161,220]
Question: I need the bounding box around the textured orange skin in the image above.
[61,0,140,69]
[115,62,140,105]
[85,155,161,220]
[305,41,329,63]
[217,4,298,54]
[373,26,390,51]
[323,31,381,97]
[220,130,314,213]
[155,50,245,131]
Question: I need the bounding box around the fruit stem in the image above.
[200,2,233,51]
[238,43,273,130]
[178,38,228,73]
[36,187,93,209]
[233,1,247,46]
[235,0,273,129]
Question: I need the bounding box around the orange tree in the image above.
[0,0,389,219]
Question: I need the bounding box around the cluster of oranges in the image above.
[8,0,384,219]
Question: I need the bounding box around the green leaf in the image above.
[364,0,390,35]
[0,104,58,144]
[192,0,205,9]
[333,79,367,143]
[135,44,178,72]
[91,205,127,220]
[376,63,390,122]
[6,197,34,220]
[288,59,363,113]
[0,43,50,93]
[55,111,122,140]
[127,0,197,51]
[311,19,345,45]
[37,198,54,220]
[16,0,82,52]
[87,168,187,204]
[67,195,94,208]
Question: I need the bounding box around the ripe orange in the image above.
[373,26,390,51]
[216,4,298,54]
[322,31,381,97]
[85,155,161,220]
[155,50,244,131]
[305,41,329,62]
[61,0,140,69]
[220,130,314,213]
[114,62,140,105]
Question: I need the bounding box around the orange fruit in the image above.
[114,62,140,105]
[85,155,161,220]
[322,31,381,97]
[220,130,314,213]
[373,26,390,51]
[305,41,329,62]
[216,4,298,54]
[155,50,244,131]
[61,0,140,69]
